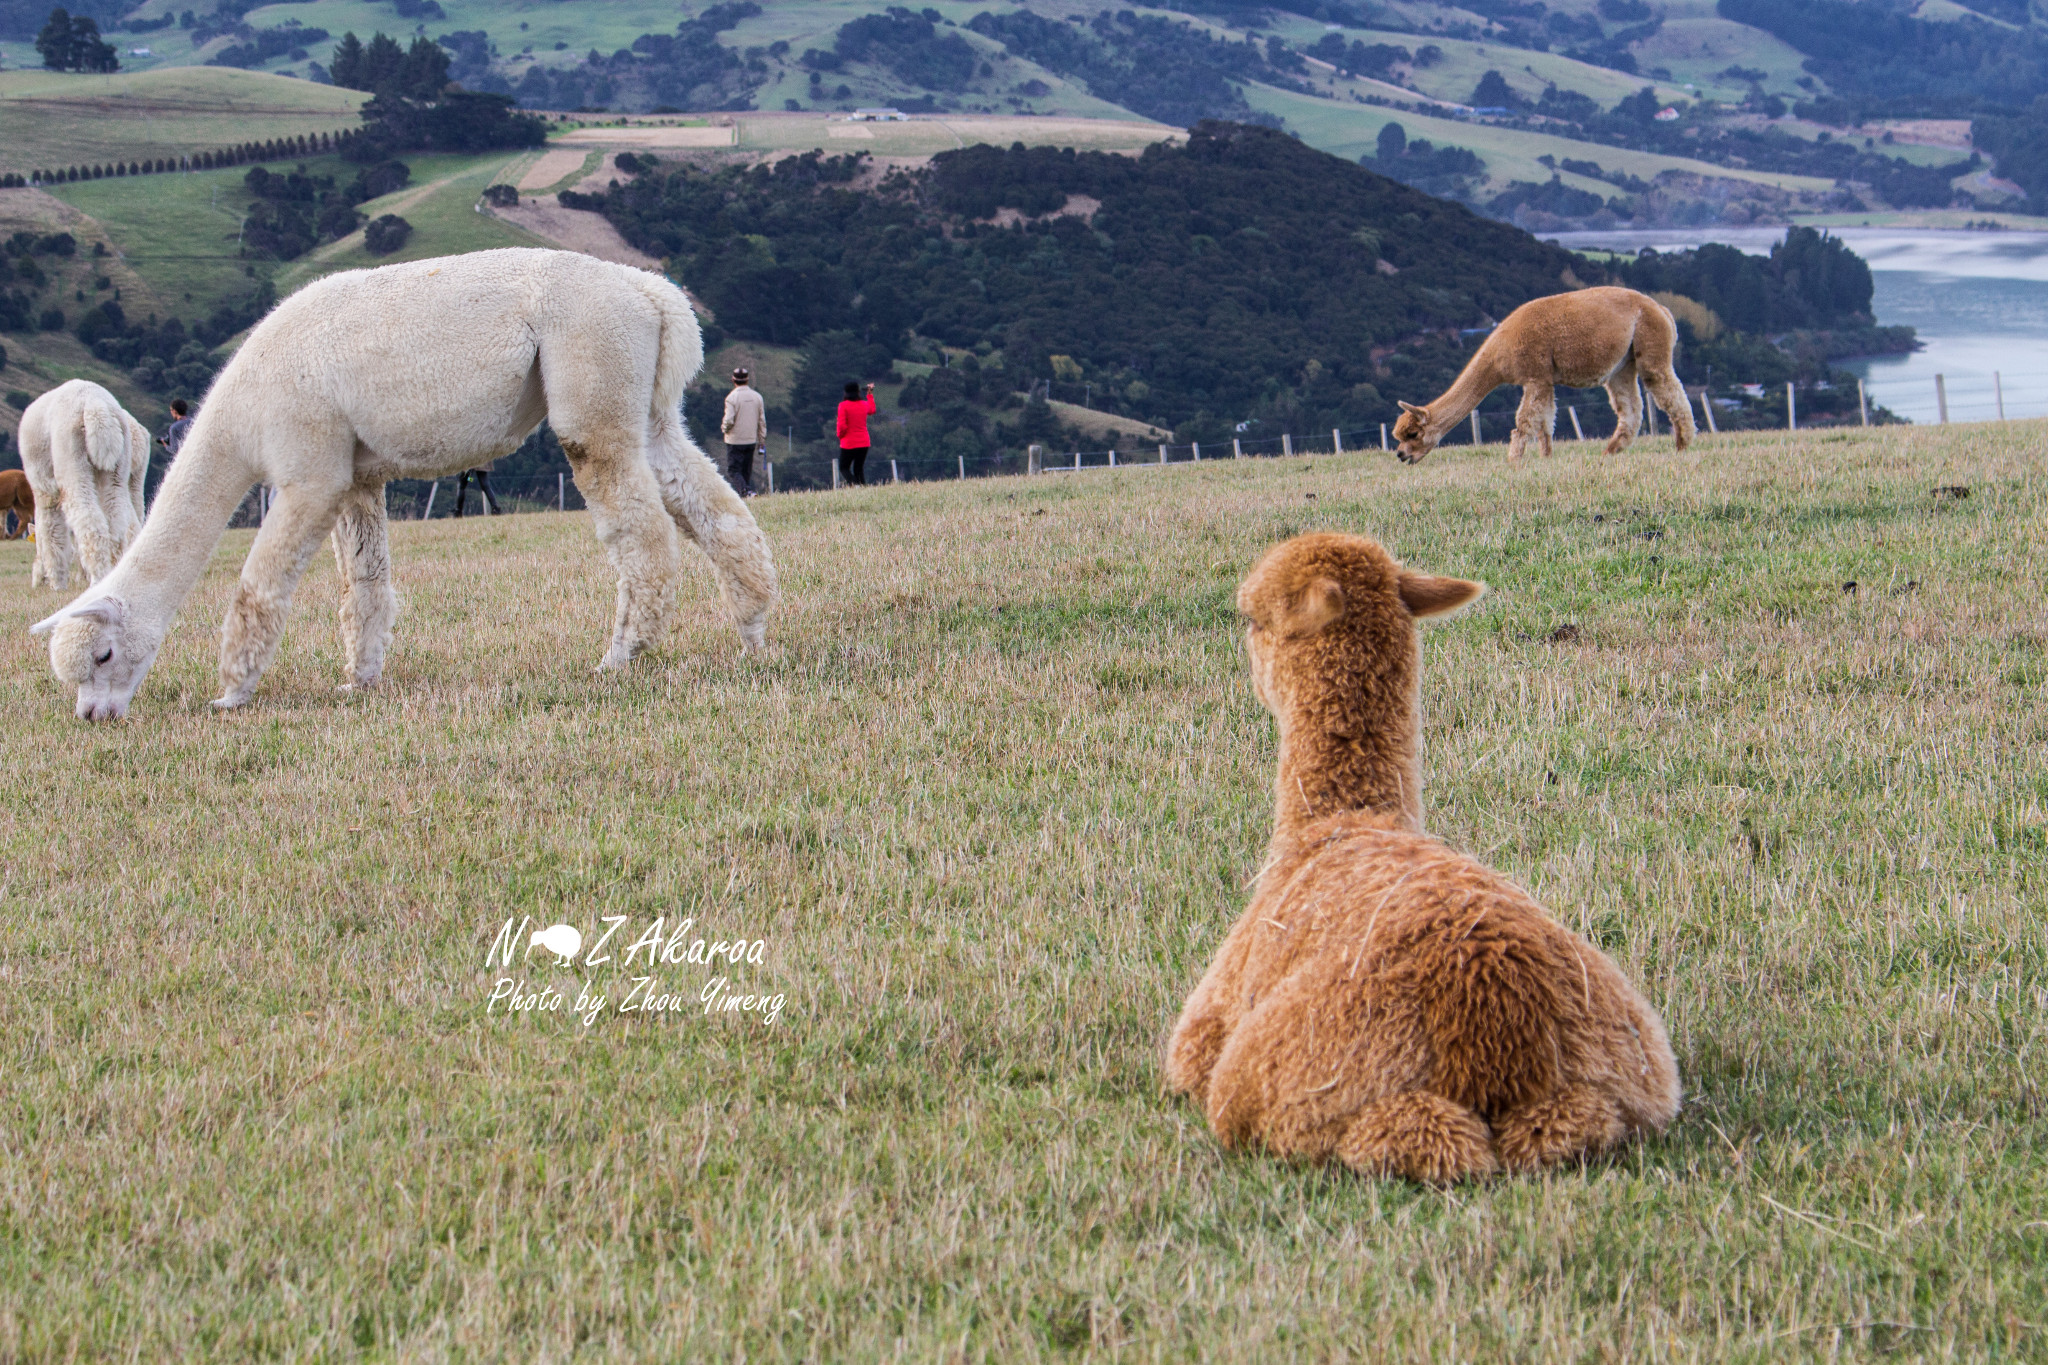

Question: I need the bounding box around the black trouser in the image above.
[725,442,756,496]
[454,468,498,516]
[838,446,868,486]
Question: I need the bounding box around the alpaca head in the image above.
[1391,401,1435,464]
[1239,533,1483,825]
[31,596,157,722]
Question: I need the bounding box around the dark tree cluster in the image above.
[34,6,117,71]
[239,160,409,260]
[1973,99,2048,209]
[509,3,762,112]
[1721,0,2048,115]
[1365,123,1485,200]
[1613,228,1875,334]
[74,281,277,397]
[208,17,326,69]
[1306,34,1412,80]
[964,10,1289,129]
[330,30,454,98]
[809,7,979,93]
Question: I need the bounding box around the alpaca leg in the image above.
[216,481,351,708]
[1511,386,1556,461]
[330,482,396,690]
[561,432,683,670]
[1335,1092,1499,1184]
[1603,366,1642,456]
[33,503,73,590]
[1491,1085,1630,1172]
[1643,369,1697,451]
[644,412,779,655]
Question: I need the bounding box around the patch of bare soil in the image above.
[486,196,661,271]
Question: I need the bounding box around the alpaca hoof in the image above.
[595,648,635,673]
[210,694,248,711]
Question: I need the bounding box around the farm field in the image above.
[0,68,365,178]
[1,422,2042,1357]
[1245,82,1837,201]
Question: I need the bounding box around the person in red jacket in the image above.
[836,381,877,486]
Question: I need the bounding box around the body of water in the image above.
[1551,227,2048,425]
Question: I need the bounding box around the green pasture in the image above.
[1246,82,1839,201]
[0,420,2043,1357]
[0,68,364,178]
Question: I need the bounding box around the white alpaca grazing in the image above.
[19,379,150,590]
[31,248,778,722]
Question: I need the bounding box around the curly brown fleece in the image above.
[1166,532,1680,1182]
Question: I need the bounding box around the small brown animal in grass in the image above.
[1166,532,1680,1182]
[1391,287,1696,463]
[0,469,33,539]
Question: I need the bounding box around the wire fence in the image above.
[211,371,2018,528]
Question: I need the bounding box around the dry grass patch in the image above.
[0,424,2043,1359]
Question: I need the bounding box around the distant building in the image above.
[848,107,909,122]
[128,46,152,56]
[1654,107,1680,121]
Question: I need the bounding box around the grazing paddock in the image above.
[0,424,2042,1359]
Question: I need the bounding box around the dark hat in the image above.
[731,367,750,382]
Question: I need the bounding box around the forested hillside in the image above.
[563,122,1896,475]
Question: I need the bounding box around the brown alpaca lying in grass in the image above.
[1166,532,1680,1182]
[1391,286,1696,463]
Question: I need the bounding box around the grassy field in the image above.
[0,68,365,178]
[1245,83,1836,202]
[1,421,2043,1358]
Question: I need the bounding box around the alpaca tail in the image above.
[80,402,128,473]
[634,271,706,429]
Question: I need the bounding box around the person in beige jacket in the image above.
[720,368,768,497]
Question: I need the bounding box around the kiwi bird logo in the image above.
[530,923,583,965]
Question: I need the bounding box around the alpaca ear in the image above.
[31,597,122,636]
[1397,572,1484,619]
[1274,577,1346,637]
[1397,400,1424,414]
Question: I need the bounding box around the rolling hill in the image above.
[3,0,2038,222]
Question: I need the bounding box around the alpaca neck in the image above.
[101,422,256,633]
[1422,346,1507,444]
[1268,707,1423,851]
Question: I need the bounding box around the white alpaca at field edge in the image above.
[18,378,150,591]
[32,248,780,722]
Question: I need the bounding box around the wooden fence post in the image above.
[1470,411,1481,445]
[1158,443,1167,464]
[421,481,437,520]
[1996,371,2006,421]
[1282,433,1293,457]
[1787,383,1797,432]
[1028,443,1043,474]
[1380,423,1388,451]
[1332,427,1343,453]
[892,459,901,483]
[1857,379,1868,427]
[1191,441,1201,461]
[1233,438,1244,458]
[766,462,774,494]
[557,471,564,511]
[1697,391,1717,435]
[1568,406,1584,440]
[832,458,842,489]
[1073,449,1080,471]
[1108,448,1117,466]
[958,454,966,480]
[1936,374,1948,424]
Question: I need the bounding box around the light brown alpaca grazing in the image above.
[1390,287,1696,463]
[1166,532,1680,1182]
